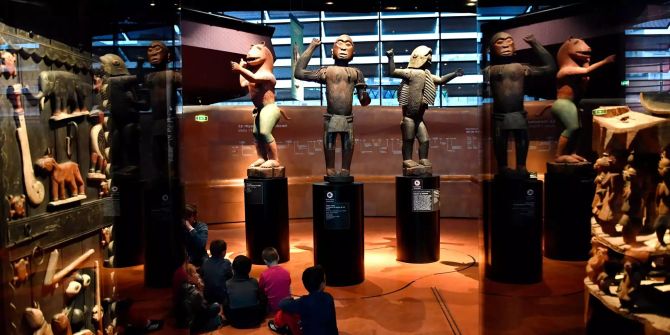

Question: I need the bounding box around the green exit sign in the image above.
[195,114,208,123]
[621,80,629,87]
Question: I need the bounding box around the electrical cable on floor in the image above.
[432,287,462,335]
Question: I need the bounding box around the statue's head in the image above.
[99,54,129,77]
[147,41,169,67]
[557,37,591,66]
[408,45,432,69]
[245,41,274,69]
[332,34,354,62]
[490,32,515,58]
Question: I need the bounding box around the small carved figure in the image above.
[617,250,649,311]
[88,112,109,180]
[231,42,287,173]
[35,152,85,202]
[552,38,615,163]
[24,306,53,335]
[7,194,26,219]
[295,36,371,178]
[51,313,72,335]
[620,151,658,244]
[386,47,463,175]
[655,156,670,248]
[11,258,29,286]
[35,70,90,120]
[484,33,555,175]
[586,243,608,284]
[1,50,17,78]
[592,153,627,234]
[99,179,110,199]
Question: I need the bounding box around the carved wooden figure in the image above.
[7,194,26,219]
[35,70,91,120]
[24,306,54,335]
[586,241,608,285]
[655,156,670,248]
[294,36,371,178]
[386,46,463,175]
[1,50,17,78]
[552,38,615,163]
[36,152,85,202]
[11,258,29,286]
[592,153,626,234]
[51,313,72,335]
[484,33,555,175]
[231,42,288,176]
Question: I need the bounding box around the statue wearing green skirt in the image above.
[552,38,615,163]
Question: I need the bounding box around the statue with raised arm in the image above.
[232,42,288,177]
[294,36,371,180]
[386,46,463,175]
[484,33,555,176]
[553,37,615,163]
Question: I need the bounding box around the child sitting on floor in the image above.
[224,255,267,328]
[260,247,300,334]
[272,265,338,335]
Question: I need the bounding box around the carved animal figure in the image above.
[231,42,288,170]
[553,38,615,163]
[7,194,26,219]
[35,154,85,202]
[655,156,670,248]
[36,70,90,119]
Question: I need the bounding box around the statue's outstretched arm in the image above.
[524,34,556,77]
[294,38,323,82]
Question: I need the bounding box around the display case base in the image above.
[244,177,289,264]
[396,175,440,263]
[544,162,595,260]
[313,182,364,286]
[483,175,543,283]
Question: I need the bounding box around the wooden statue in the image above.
[231,42,288,177]
[11,258,29,286]
[586,242,608,286]
[552,38,615,163]
[386,46,463,175]
[35,151,85,203]
[484,33,555,175]
[51,313,72,335]
[295,36,371,179]
[24,306,54,335]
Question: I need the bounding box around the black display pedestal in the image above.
[313,182,364,286]
[483,175,543,283]
[111,175,145,267]
[544,162,595,260]
[244,177,290,265]
[396,175,440,263]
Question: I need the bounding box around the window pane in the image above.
[440,16,477,32]
[382,18,437,35]
[323,20,378,37]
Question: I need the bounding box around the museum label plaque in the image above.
[412,189,439,212]
[245,181,264,205]
[325,191,350,230]
[510,187,536,225]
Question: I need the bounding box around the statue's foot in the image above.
[419,159,432,167]
[571,154,587,162]
[403,160,420,168]
[555,155,582,163]
[516,166,529,176]
[326,168,337,176]
[340,169,350,177]
[249,158,266,168]
[259,160,280,168]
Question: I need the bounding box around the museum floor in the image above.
[114,218,586,335]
